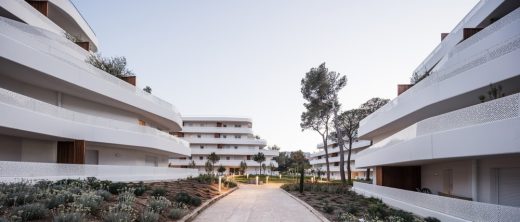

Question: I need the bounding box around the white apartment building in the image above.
[0,0,196,182]
[353,1,520,221]
[169,117,278,175]
[309,140,371,180]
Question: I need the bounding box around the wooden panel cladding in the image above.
[463,28,483,41]
[75,42,90,51]
[120,76,136,86]
[138,119,146,126]
[57,140,85,164]
[176,132,184,137]
[379,166,421,191]
[397,84,414,96]
[26,1,48,16]
[441,33,449,41]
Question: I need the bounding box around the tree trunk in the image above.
[365,168,370,181]
[347,139,353,183]
[299,167,304,193]
[322,136,331,181]
[338,139,346,184]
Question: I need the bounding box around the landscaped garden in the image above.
[232,174,311,184]
[281,183,440,222]
[0,175,236,221]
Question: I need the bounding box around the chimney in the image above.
[120,76,136,86]
[441,33,449,41]
[463,28,483,41]
[397,84,414,96]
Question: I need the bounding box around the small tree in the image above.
[270,145,281,150]
[290,150,310,193]
[269,162,275,176]
[87,53,134,77]
[188,160,196,169]
[359,97,389,180]
[217,165,226,175]
[335,109,365,183]
[143,86,152,93]
[204,160,214,174]
[253,152,266,175]
[262,163,267,175]
[300,63,346,181]
[207,152,220,174]
[239,160,248,175]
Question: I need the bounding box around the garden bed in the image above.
[0,175,236,221]
[281,183,440,222]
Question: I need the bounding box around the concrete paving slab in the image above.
[193,184,323,222]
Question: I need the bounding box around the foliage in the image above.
[12,203,48,221]
[273,152,293,172]
[188,160,197,169]
[108,182,127,195]
[73,192,103,213]
[424,217,441,222]
[173,192,201,206]
[359,97,390,115]
[217,165,226,175]
[140,209,159,222]
[323,202,334,214]
[253,152,266,174]
[207,152,220,165]
[45,190,74,209]
[168,208,187,220]
[151,187,167,197]
[204,161,214,174]
[87,53,134,77]
[195,174,215,184]
[367,202,388,220]
[95,190,112,201]
[53,212,85,222]
[143,86,152,94]
[132,182,148,197]
[117,189,136,206]
[270,144,281,150]
[300,62,346,181]
[148,196,171,213]
[239,161,248,174]
[410,71,429,84]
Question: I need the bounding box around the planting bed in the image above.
[0,176,236,221]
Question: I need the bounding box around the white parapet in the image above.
[0,161,199,183]
[352,182,520,222]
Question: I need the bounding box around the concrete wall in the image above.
[88,145,170,167]
[422,159,473,198]
[0,134,56,163]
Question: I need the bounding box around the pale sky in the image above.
[73,0,479,153]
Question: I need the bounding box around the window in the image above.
[199,156,203,160]
[200,145,204,149]
[223,124,227,127]
[235,124,241,128]
[189,157,192,160]
[226,157,230,160]
[197,134,201,138]
[223,135,227,138]
[234,146,238,149]
[235,135,241,139]
[334,162,339,166]
[138,120,146,126]
[200,123,204,127]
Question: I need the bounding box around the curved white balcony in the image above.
[356,93,520,168]
[191,148,278,156]
[182,126,253,134]
[310,155,356,165]
[0,17,182,131]
[183,137,267,146]
[359,8,520,139]
[183,116,252,123]
[47,0,99,51]
[312,140,371,157]
[0,87,191,156]
[169,159,278,168]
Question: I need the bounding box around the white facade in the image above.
[309,140,371,180]
[0,0,197,182]
[169,117,279,175]
[353,0,520,220]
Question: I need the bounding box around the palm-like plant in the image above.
[253,152,266,175]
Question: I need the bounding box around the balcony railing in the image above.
[0,17,178,114]
[183,137,267,146]
[359,92,520,157]
[312,140,371,157]
[181,126,253,134]
[0,87,188,149]
[360,8,520,129]
[191,148,278,156]
[0,161,199,183]
[353,182,520,222]
[169,159,278,167]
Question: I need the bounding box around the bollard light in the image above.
[256,176,259,186]
[279,174,282,179]
[247,173,249,179]
[218,176,222,193]
[266,176,269,184]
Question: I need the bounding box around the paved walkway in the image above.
[193,184,322,222]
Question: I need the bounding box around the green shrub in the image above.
[53,212,85,222]
[103,211,132,222]
[391,209,414,222]
[424,217,441,222]
[387,215,406,222]
[168,208,187,220]
[345,203,359,215]
[74,192,103,213]
[13,203,48,221]
[45,191,74,209]
[151,187,167,197]
[108,182,127,195]
[190,196,202,206]
[118,189,136,206]
[173,192,191,205]
[323,202,334,214]
[367,202,388,220]
[148,196,171,213]
[140,209,159,222]
[96,190,112,201]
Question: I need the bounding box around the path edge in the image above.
[180,186,239,222]
[280,188,331,222]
